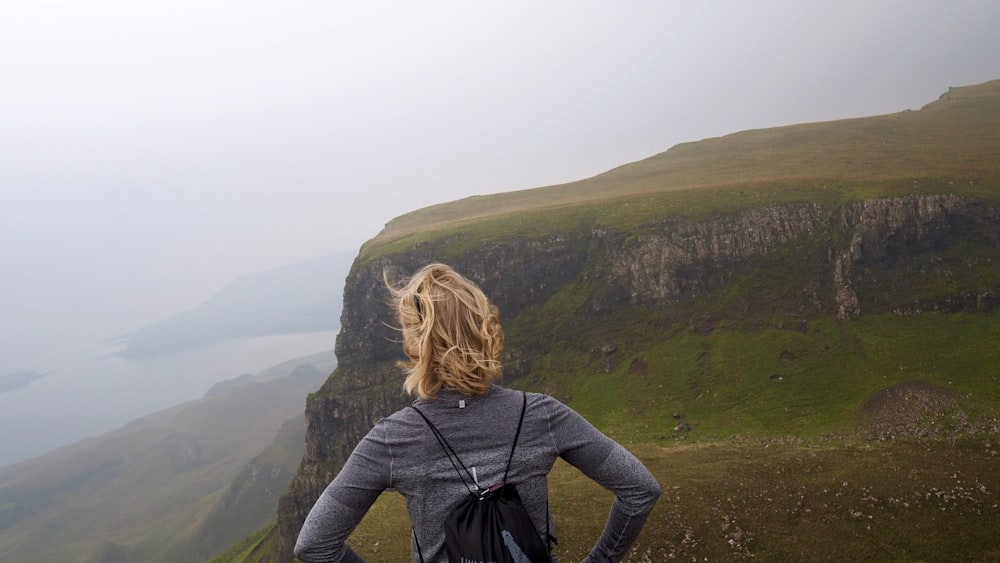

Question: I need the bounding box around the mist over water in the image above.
[0,330,337,468]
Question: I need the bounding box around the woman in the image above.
[295,263,661,562]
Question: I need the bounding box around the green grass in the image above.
[206,524,275,563]
[341,439,1000,562]
[500,309,1000,448]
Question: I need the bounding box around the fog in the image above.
[2,1,999,463]
[0,331,337,467]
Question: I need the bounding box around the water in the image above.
[0,331,337,468]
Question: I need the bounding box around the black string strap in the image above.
[410,392,529,561]
[411,392,527,495]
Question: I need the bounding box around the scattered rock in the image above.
[862,380,957,440]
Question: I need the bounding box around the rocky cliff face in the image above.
[274,194,999,561]
[834,194,999,317]
[594,202,828,311]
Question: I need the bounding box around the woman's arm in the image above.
[294,421,393,563]
[543,396,662,562]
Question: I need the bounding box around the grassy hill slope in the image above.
[350,80,1000,446]
[364,79,999,258]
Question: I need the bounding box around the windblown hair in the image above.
[386,263,503,400]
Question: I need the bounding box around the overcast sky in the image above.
[2,0,999,371]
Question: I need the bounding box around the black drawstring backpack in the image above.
[410,392,553,563]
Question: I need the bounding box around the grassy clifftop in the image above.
[363,79,1000,260]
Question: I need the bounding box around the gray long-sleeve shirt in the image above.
[294,384,661,563]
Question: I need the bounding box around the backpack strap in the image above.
[410,391,529,494]
[413,530,424,563]
[411,404,479,495]
[502,391,528,484]
[412,393,552,558]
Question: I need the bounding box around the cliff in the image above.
[274,195,998,561]
[268,80,1000,561]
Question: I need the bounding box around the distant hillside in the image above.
[0,371,46,394]
[116,252,353,359]
[0,351,333,563]
[187,414,308,561]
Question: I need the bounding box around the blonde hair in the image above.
[386,263,503,400]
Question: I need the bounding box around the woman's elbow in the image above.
[650,476,663,498]
[294,535,352,563]
[292,539,311,562]
[293,535,325,563]
[634,473,662,513]
[646,481,662,508]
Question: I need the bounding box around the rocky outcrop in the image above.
[833,194,999,318]
[862,380,957,440]
[594,203,826,309]
[274,194,999,561]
